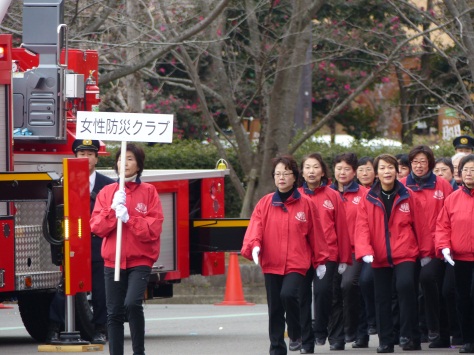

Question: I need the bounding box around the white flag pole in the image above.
[114,140,127,281]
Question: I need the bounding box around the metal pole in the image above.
[64,295,75,332]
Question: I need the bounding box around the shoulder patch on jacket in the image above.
[295,211,307,222]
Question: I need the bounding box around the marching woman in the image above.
[297,153,352,353]
[436,154,474,354]
[241,154,328,355]
[90,143,164,355]
[434,157,458,191]
[356,156,378,347]
[355,154,431,353]
[328,152,365,350]
[400,145,453,348]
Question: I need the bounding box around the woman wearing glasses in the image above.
[400,145,454,349]
[436,154,474,354]
[241,154,329,355]
[355,154,431,353]
[434,157,458,191]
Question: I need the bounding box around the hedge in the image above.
[98,138,457,217]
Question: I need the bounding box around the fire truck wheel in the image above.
[17,291,55,342]
[75,292,95,341]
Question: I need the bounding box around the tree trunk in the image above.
[126,0,142,112]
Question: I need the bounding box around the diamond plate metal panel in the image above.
[14,201,60,290]
[15,271,62,291]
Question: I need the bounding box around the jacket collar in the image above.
[302,180,328,195]
[272,188,301,208]
[367,179,409,203]
[330,179,359,193]
[117,176,142,190]
[405,171,436,190]
[461,185,474,197]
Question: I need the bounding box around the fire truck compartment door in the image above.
[0,216,15,291]
[153,192,175,272]
[13,93,25,128]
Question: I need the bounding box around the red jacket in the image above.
[241,189,329,276]
[330,180,365,252]
[90,179,164,269]
[354,180,432,268]
[435,186,474,261]
[299,182,352,264]
[400,173,453,257]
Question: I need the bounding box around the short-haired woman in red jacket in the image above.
[90,143,164,355]
[436,154,474,354]
[400,145,454,348]
[355,154,432,353]
[296,153,352,353]
[241,154,328,355]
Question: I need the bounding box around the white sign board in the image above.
[76,110,174,281]
[76,111,174,143]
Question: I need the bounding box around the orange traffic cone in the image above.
[215,252,255,306]
[0,303,13,309]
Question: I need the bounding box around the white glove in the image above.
[442,248,455,266]
[362,255,374,264]
[115,204,129,223]
[252,246,260,265]
[420,257,432,267]
[111,189,126,210]
[316,264,326,279]
[338,263,347,274]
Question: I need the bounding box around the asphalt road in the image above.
[0,304,463,354]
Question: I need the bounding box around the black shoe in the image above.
[368,325,377,335]
[330,342,345,351]
[352,339,369,348]
[429,338,451,348]
[300,348,314,354]
[428,331,440,342]
[315,337,326,346]
[45,322,60,344]
[459,343,474,353]
[402,339,421,351]
[399,336,410,347]
[289,338,302,351]
[377,345,394,353]
[91,331,107,345]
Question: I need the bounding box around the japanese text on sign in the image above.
[76,111,174,143]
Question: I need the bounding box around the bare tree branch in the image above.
[98,0,231,85]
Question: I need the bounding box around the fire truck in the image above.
[0,0,246,343]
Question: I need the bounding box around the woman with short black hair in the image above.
[356,154,431,353]
[241,154,329,355]
[400,145,454,349]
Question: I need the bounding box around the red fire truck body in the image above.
[0,0,245,343]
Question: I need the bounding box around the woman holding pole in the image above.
[90,143,164,355]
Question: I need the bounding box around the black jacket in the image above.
[91,172,115,261]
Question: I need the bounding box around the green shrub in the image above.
[98,137,457,217]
